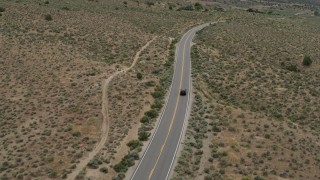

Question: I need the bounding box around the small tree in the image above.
[303,56,312,66]
[45,14,53,21]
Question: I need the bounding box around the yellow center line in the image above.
[148,31,193,180]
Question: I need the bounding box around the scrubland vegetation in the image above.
[1,0,319,179]
[174,7,320,180]
[0,0,216,179]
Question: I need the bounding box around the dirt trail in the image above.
[67,37,155,180]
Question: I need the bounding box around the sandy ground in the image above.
[67,38,155,180]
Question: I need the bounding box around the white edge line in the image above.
[130,28,192,180]
[165,23,210,180]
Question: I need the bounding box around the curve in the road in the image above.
[130,23,210,180]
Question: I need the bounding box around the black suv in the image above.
[180,89,187,96]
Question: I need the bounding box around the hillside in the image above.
[174,8,320,180]
[0,0,214,179]
[1,0,319,180]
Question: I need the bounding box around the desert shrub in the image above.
[113,173,125,180]
[145,80,156,87]
[62,7,70,10]
[43,129,51,136]
[144,109,158,119]
[146,1,154,6]
[212,151,228,158]
[194,3,203,11]
[247,8,263,13]
[48,171,57,178]
[136,72,142,79]
[127,140,141,150]
[151,99,163,110]
[177,5,194,11]
[17,174,24,179]
[113,152,138,172]
[140,116,150,124]
[303,56,312,66]
[286,64,298,72]
[168,3,176,10]
[72,131,81,137]
[99,167,108,173]
[214,5,224,11]
[87,158,102,169]
[255,176,265,180]
[264,134,270,139]
[76,170,85,179]
[314,11,319,16]
[44,14,52,21]
[113,163,127,173]
[151,90,163,99]
[0,162,9,171]
[219,159,228,168]
[212,125,221,132]
[0,7,5,12]
[46,156,54,162]
[138,130,150,141]
[151,86,165,99]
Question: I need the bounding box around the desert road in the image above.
[130,23,210,180]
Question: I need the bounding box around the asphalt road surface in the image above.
[130,23,210,180]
